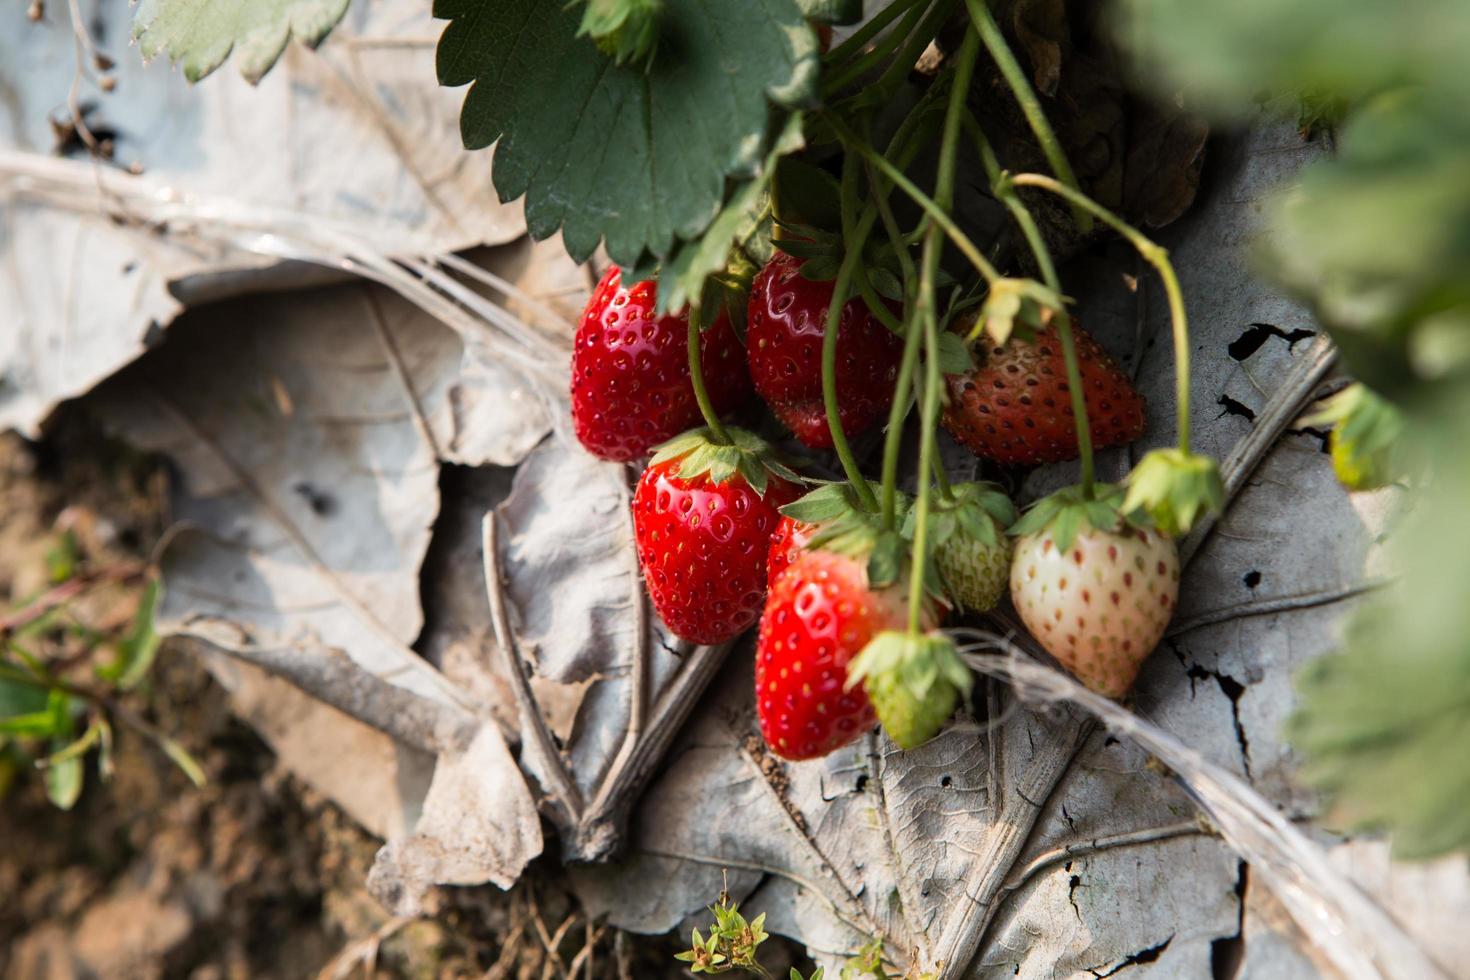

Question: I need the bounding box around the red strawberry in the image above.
[1008,486,1179,698]
[942,321,1146,466]
[756,550,924,760]
[633,430,801,645]
[766,515,817,589]
[571,267,751,462]
[747,252,902,448]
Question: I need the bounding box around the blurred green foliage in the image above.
[0,542,199,810]
[1122,0,1470,858]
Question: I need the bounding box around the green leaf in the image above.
[158,734,208,788]
[934,331,973,376]
[110,580,163,692]
[45,751,83,810]
[437,0,820,267]
[658,114,806,316]
[45,530,77,585]
[865,530,905,589]
[133,0,350,84]
[1288,600,1470,860]
[0,672,49,721]
[781,482,858,523]
[1120,0,1470,118]
[774,157,844,232]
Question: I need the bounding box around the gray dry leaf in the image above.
[89,277,552,903]
[571,120,1464,978]
[0,0,523,437]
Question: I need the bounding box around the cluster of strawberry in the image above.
[571,255,1180,762]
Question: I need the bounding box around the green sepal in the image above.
[650,426,804,499]
[1121,448,1225,538]
[866,529,905,589]
[908,482,1018,551]
[847,631,972,749]
[780,480,875,523]
[935,330,974,376]
[575,0,663,68]
[797,255,842,282]
[1300,383,1407,491]
[1008,484,1131,553]
[868,267,904,303]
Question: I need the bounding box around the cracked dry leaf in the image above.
[0,0,524,438]
[87,275,551,905]
[569,119,1464,978]
[91,279,547,712]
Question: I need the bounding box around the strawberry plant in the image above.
[39,0,1465,971]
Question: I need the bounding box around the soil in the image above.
[0,419,763,980]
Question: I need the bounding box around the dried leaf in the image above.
[368,724,543,915]
[0,0,526,437]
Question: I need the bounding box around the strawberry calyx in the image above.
[846,630,972,749]
[961,277,1070,348]
[781,481,902,584]
[1008,483,1134,553]
[905,481,1017,553]
[650,426,803,499]
[782,483,950,610]
[1121,448,1224,538]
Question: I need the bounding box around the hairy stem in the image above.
[869,0,958,103]
[686,305,731,445]
[823,255,880,512]
[1012,173,1193,451]
[909,235,944,634]
[830,115,1001,285]
[966,120,1095,492]
[964,0,1091,233]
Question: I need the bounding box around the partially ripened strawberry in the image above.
[942,321,1146,466]
[747,252,902,448]
[633,428,800,645]
[572,267,751,462]
[756,549,918,760]
[767,516,818,590]
[1008,486,1179,698]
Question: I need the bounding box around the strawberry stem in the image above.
[964,121,1097,494]
[686,304,731,446]
[909,233,944,633]
[964,0,1092,235]
[822,257,880,512]
[1011,173,1193,453]
[908,28,979,629]
[830,117,1001,285]
[822,0,931,93]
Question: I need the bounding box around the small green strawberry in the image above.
[847,631,972,749]
[908,482,1018,613]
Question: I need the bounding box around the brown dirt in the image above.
[0,418,799,979]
